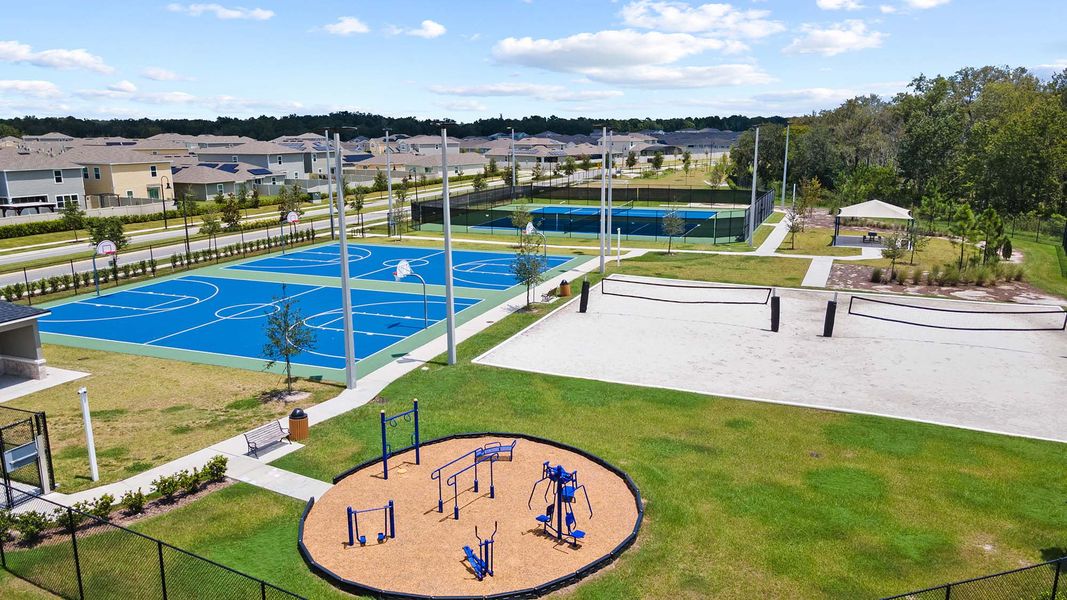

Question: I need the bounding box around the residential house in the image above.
[0,149,86,215]
[197,141,306,180]
[349,152,488,178]
[402,135,461,155]
[0,137,21,149]
[21,132,73,143]
[172,162,277,200]
[61,146,175,205]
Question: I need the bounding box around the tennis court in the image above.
[472,205,722,237]
[475,274,1067,442]
[227,242,573,290]
[39,275,481,371]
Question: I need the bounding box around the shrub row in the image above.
[0,456,227,545]
[169,228,316,268]
[870,262,1026,287]
[1,259,158,302]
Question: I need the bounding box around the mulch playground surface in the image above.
[301,435,641,597]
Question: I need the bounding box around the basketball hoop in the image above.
[286,211,300,224]
[96,239,117,256]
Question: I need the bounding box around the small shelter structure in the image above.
[833,199,913,247]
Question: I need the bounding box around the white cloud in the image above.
[579,64,775,88]
[783,20,886,56]
[108,80,137,93]
[0,80,62,98]
[619,1,785,38]
[136,91,199,104]
[903,0,949,8]
[0,40,112,73]
[879,4,897,13]
[441,99,488,112]
[324,16,369,36]
[389,19,447,39]
[166,3,274,20]
[1033,59,1067,78]
[141,67,191,81]
[494,30,744,72]
[430,82,624,101]
[817,0,864,10]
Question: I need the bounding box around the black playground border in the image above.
[298,431,644,600]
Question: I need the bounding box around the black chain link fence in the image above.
[882,556,1065,600]
[0,406,53,509]
[0,485,305,600]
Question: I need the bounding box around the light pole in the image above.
[384,128,394,237]
[509,127,517,198]
[440,126,457,365]
[606,130,613,257]
[325,128,336,239]
[598,126,607,274]
[748,127,760,247]
[159,175,171,229]
[181,194,191,260]
[334,133,357,389]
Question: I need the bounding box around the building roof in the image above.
[0,301,49,324]
[355,152,488,168]
[837,199,912,220]
[404,135,461,145]
[272,132,326,142]
[61,146,173,166]
[199,141,303,156]
[172,162,273,184]
[0,149,82,172]
[22,132,73,142]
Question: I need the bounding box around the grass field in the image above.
[1012,239,1067,299]
[607,251,810,287]
[4,345,338,492]
[777,228,863,257]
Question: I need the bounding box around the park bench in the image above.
[244,421,290,458]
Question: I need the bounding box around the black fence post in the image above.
[70,259,78,295]
[158,540,168,600]
[770,294,781,332]
[0,515,6,567]
[69,508,85,600]
[261,581,267,600]
[944,583,951,599]
[22,267,31,306]
[579,280,590,313]
[823,295,837,338]
[1051,559,1062,600]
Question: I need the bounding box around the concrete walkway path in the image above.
[754,216,790,256]
[802,257,835,287]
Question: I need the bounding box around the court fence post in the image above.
[579,280,590,313]
[23,267,31,305]
[823,294,837,338]
[70,260,79,295]
[770,292,780,333]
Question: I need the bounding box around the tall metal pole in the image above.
[385,129,393,237]
[335,133,357,389]
[440,128,457,365]
[159,175,170,229]
[325,128,336,239]
[748,127,760,246]
[78,387,99,481]
[781,125,790,209]
[606,130,613,257]
[599,126,607,274]
[510,127,516,192]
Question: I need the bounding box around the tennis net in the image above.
[601,275,772,305]
[847,295,1067,332]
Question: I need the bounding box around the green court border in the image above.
[37,239,591,383]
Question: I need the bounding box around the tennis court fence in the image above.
[0,483,306,600]
[411,184,774,244]
[881,555,1066,600]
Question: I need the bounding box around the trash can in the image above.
[289,408,308,441]
[559,279,572,297]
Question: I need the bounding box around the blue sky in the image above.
[1,0,1064,121]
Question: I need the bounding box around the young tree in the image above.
[551,162,562,180]
[799,177,823,218]
[391,183,409,239]
[347,186,367,236]
[235,184,249,207]
[579,155,592,171]
[531,163,544,180]
[949,203,977,268]
[786,204,806,249]
[372,170,389,192]
[221,194,242,230]
[662,212,685,254]
[499,165,514,186]
[880,233,909,278]
[510,232,547,308]
[486,157,498,175]
[976,207,1007,264]
[682,150,692,182]
[905,224,931,265]
[250,187,261,208]
[651,151,664,171]
[87,217,129,275]
[562,157,577,182]
[510,205,532,230]
[626,150,637,169]
[199,210,222,253]
[60,199,86,241]
[262,286,316,395]
[471,173,487,191]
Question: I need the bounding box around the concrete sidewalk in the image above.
[754,215,790,256]
[802,257,835,287]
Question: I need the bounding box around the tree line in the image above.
[730,65,1067,220]
[0,112,786,141]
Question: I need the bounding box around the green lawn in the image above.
[777,228,862,257]
[1013,239,1067,299]
[607,251,810,288]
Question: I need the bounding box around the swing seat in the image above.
[561,486,576,502]
[536,514,551,524]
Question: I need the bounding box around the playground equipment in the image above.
[346,501,395,546]
[462,521,498,581]
[431,439,518,520]
[528,462,593,546]
[381,399,420,480]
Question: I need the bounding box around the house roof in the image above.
[272,132,326,142]
[61,146,173,166]
[837,199,912,220]
[0,300,49,324]
[0,149,82,172]
[23,132,73,141]
[172,162,272,184]
[200,141,303,156]
[404,135,461,145]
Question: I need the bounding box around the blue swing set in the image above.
[380,399,420,480]
[346,500,395,546]
[461,521,498,581]
[528,462,593,546]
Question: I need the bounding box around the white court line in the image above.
[145,285,324,345]
[146,296,196,310]
[353,250,445,280]
[75,301,171,312]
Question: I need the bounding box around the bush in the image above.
[122,264,132,279]
[152,473,180,502]
[89,493,115,520]
[0,508,14,543]
[120,488,147,515]
[81,272,92,288]
[941,265,961,286]
[15,510,52,542]
[177,468,201,495]
[870,267,883,283]
[149,258,158,275]
[203,455,228,482]
[910,269,922,285]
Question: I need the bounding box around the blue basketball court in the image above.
[227,243,573,291]
[39,275,481,371]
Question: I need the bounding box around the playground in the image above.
[299,432,642,598]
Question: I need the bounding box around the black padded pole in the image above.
[770,294,781,332]
[579,280,590,313]
[823,297,837,338]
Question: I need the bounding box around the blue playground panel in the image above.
[227,243,573,291]
[38,276,480,371]
[475,206,718,237]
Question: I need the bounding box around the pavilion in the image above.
[832,199,913,247]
